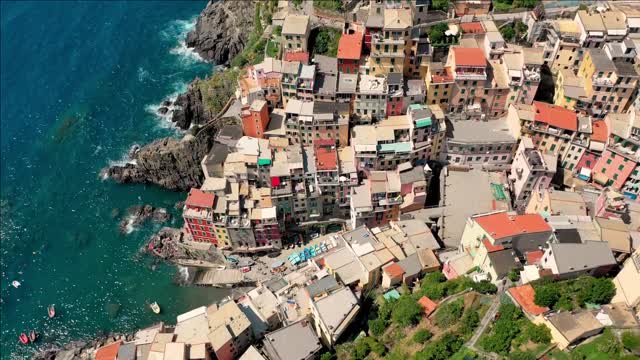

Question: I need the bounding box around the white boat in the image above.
[11,281,21,288]
[150,302,161,314]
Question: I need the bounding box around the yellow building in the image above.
[368,8,412,75]
[547,20,582,74]
[424,63,454,110]
[553,69,588,111]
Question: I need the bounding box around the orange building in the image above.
[241,99,269,138]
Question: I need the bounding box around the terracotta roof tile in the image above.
[383,262,405,278]
[591,120,608,142]
[508,284,549,316]
[474,212,552,240]
[453,47,486,67]
[526,250,544,265]
[95,341,121,360]
[482,239,505,253]
[185,188,215,208]
[460,22,485,34]
[284,51,309,64]
[418,296,438,316]
[533,101,577,131]
[337,31,363,60]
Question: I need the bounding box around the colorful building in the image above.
[183,188,217,244]
[241,99,269,138]
[337,31,363,74]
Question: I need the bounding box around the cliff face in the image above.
[186,0,257,64]
[104,133,212,191]
[170,81,211,130]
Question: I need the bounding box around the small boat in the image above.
[48,305,56,319]
[11,280,21,288]
[149,302,161,314]
[29,330,38,343]
[18,333,29,345]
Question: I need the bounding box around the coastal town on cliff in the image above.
[22,0,640,359]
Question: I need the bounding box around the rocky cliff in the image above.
[186,0,257,64]
[104,133,211,191]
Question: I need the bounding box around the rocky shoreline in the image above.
[32,332,133,360]
[185,0,257,64]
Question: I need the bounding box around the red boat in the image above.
[19,333,29,345]
[48,305,55,318]
[29,330,38,343]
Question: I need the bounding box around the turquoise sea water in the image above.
[0,2,228,358]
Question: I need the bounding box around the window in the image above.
[607,159,612,164]
[618,164,624,171]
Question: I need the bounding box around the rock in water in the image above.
[105,132,214,191]
[186,0,257,64]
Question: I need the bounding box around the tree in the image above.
[320,352,335,360]
[314,29,341,56]
[351,338,370,360]
[273,25,282,36]
[579,277,616,305]
[514,21,528,37]
[413,329,433,343]
[526,324,551,344]
[500,25,516,41]
[416,333,463,360]
[460,310,480,335]
[429,23,449,44]
[471,280,498,294]
[508,268,520,282]
[534,283,560,308]
[578,4,588,11]
[436,299,464,328]
[430,0,449,11]
[392,295,423,326]
[368,318,387,337]
[596,329,622,355]
[621,331,640,353]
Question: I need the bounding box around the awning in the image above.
[271,177,281,187]
[415,117,433,128]
[594,173,608,186]
[258,158,272,166]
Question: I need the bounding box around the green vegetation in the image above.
[273,25,282,36]
[194,68,240,115]
[266,40,279,58]
[459,310,480,336]
[621,331,640,353]
[419,271,474,300]
[414,333,464,360]
[230,1,270,67]
[292,0,303,8]
[533,276,616,310]
[413,329,433,344]
[508,268,521,282]
[314,28,341,57]
[352,336,386,360]
[368,318,387,337]
[479,302,550,356]
[578,4,589,11]
[435,298,464,329]
[500,20,528,42]
[320,352,335,360]
[430,0,450,11]
[392,295,424,327]
[508,352,536,360]
[492,0,538,12]
[428,23,458,47]
[313,0,342,12]
[449,347,478,360]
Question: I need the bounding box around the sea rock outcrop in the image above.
[118,205,172,234]
[170,82,212,130]
[104,133,214,192]
[186,0,257,64]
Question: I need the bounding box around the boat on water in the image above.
[11,280,21,288]
[48,305,55,318]
[29,330,38,343]
[150,302,161,314]
[18,333,29,345]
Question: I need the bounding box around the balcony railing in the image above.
[455,71,487,81]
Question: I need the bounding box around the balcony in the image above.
[372,33,405,45]
[608,143,640,161]
[379,195,403,206]
[454,70,487,81]
[592,77,614,87]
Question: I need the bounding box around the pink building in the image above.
[592,149,635,189]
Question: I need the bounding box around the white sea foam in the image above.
[162,17,206,65]
[145,81,189,130]
[177,266,189,282]
[123,215,137,234]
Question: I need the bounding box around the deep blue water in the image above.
[0,2,228,358]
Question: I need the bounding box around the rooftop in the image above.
[547,311,603,344]
[358,75,387,94]
[185,188,215,209]
[460,22,484,34]
[549,241,616,275]
[337,31,363,60]
[338,73,358,93]
[473,211,552,240]
[315,144,338,171]
[418,296,438,316]
[487,249,520,278]
[507,284,549,316]
[447,117,516,144]
[577,10,605,32]
[533,101,577,131]
[383,8,412,29]
[285,51,310,64]
[452,47,486,67]
[263,320,322,360]
[314,55,337,75]
[313,287,359,335]
[282,14,310,35]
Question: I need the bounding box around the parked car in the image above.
[240,266,251,273]
[309,232,320,240]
